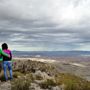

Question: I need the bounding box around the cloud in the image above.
[0,0,90,51]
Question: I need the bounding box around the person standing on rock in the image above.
[2,43,13,81]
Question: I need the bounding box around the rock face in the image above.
[0,81,11,90]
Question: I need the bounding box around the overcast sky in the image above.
[0,0,90,51]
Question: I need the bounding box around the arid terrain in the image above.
[0,57,90,90]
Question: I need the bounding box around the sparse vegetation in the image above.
[13,71,24,78]
[11,77,31,90]
[55,73,90,90]
[35,74,43,80]
[11,73,34,90]
[39,79,57,89]
[0,59,90,90]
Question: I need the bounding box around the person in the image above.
[2,43,13,81]
[0,48,10,72]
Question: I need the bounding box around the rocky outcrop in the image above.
[0,59,90,90]
[11,60,62,90]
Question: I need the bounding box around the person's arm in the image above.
[0,49,9,57]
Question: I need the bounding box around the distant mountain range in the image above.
[12,51,90,58]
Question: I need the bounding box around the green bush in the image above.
[26,73,34,82]
[11,78,31,90]
[11,72,35,90]
[13,71,24,78]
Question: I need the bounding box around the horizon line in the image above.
[12,50,90,52]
